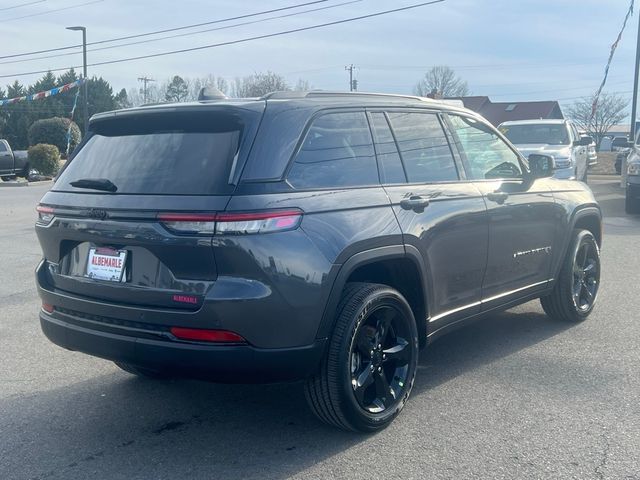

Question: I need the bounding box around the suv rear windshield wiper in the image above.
[69,178,118,192]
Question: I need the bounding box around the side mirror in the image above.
[528,154,555,178]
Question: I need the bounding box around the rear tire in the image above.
[541,229,600,323]
[305,283,419,432]
[114,361,170,379]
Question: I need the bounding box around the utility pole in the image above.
[345,64,357,92]
[625,11,640,188]
[138,76,155,104]
[66,26,88,134]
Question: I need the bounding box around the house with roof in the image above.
[446,96,564,126]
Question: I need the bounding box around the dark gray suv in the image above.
[35,91,602,432]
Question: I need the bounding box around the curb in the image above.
[0,181,29,188]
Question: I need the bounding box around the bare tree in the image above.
[231,71,289,98]
[565,93,628,147]
[189,74,229,100]
[414,66,470,98]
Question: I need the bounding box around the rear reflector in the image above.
[170,327,246,343]
[158,209,303,235]
[42,302,54,314]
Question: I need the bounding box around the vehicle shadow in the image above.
[2,307,573,480]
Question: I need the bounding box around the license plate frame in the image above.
[85,247,127,282]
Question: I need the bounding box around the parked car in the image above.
[612,136,631,152]
[498,119,591,181]
[35,91,603,432]
[0,139,29,181]
[625,142,640,213]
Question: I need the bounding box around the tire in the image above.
[114,361,170,379]
[626,193,640,214]
[305,282,419,432]
[582,166,588,183]
[540,229,600,323]
[20,163,29,179]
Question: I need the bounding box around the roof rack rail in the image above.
[260,90,432,102]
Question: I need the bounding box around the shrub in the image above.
[28,117,81,155]
[28,144,61,176]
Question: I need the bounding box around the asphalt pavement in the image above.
[1,177,639,480]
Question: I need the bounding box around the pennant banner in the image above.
[0,78,85,106]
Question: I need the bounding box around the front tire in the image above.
[305,283,419,432]
[541,229,600,322]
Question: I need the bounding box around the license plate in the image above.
[86,247,127,282]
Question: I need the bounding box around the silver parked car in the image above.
[498,119,591,181]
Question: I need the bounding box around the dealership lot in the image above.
[1,178,639,480]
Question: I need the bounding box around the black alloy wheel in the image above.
[349,304,413,414]
[541,229,600,322]
[571,238,599,312]
[305,283,419,432]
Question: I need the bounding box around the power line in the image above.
[0,0,446,80]
[0,0,329,60]
[4,0,103,21]
[0,0,46,11]
[0,0,363,66]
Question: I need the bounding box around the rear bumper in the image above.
[40,311,326,382]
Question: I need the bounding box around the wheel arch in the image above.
[316,245,431,348]
[552,206,602,281]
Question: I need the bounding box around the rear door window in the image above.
[55,110,257,195]
[387,111,459,183]
[287,111,378,189]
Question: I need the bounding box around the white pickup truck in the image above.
[0,139,29,181]
[498,119,592,182]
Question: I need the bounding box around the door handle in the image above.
[486,191,509,204]
[400,196,430,212]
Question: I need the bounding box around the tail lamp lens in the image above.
[36,205,55,224]
[157,213,217,235]
[215,210,303,234]
[158,210,303,235]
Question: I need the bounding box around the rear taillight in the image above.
[215,209,303,234]
[170,327,246,343]
[157,213,217,235]
[158,209,303,235]
[41,302,54,314]
[36,205,55,225]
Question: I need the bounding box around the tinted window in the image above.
[55,111,251,195]
[387,112,458,183]
[449,115,523,180]
[287,111,377,189]
[369,112,406,184]
[0,143,6,152]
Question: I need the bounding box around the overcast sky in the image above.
[0,0,638,109]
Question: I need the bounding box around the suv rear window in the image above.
[55,110,252,195]
[287,111,378,189]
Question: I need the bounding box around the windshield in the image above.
[55,110,251,195]
[500,124,570,146]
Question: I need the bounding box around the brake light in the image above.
[215,209,303,234]
[170,327,246,343]
[36,205,55,224]
[157,209,303,235]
